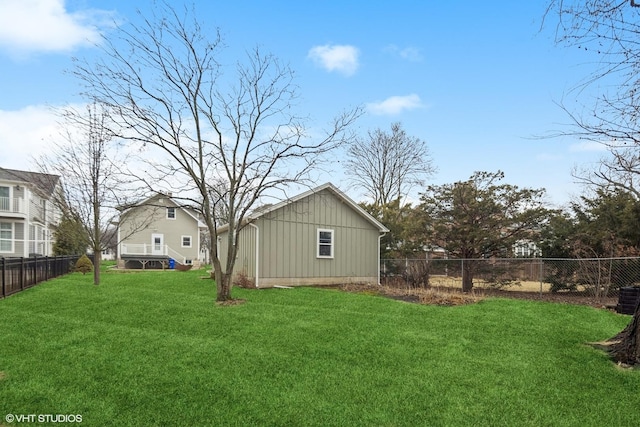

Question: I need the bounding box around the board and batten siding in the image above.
[219,187,384,287]
[220,222,257,280]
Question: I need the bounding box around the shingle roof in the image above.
[0,168,61,197]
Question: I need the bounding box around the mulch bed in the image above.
[339,283,619,310]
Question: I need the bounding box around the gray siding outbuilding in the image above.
[218,183,389,287]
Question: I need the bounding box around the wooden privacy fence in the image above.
[1,255,79,298]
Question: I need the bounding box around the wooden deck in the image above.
[120,254,171,270]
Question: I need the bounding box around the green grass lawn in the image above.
[0,269,639,426]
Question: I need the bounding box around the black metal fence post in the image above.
[1,257,5,298]
[0,255,79,299]
[20,257,24,291]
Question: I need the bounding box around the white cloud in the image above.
[536,152,563,162]
[0,105,60,170]
[384,44,423,62]
[366,94,424,115]
[307,44,360,76]
[568,141,608,152]
[0,0,114,56]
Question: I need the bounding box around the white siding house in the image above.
[0,168,62,257]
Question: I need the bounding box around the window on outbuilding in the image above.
[317,228,334,259]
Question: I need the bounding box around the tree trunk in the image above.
[212,258,233,302]
[93,250,101,286]
[607,300,640,366]
[462,260,474,292]
[216,273,233,302]
[93,195,101,286]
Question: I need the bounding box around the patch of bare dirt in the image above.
[587,339,637,369]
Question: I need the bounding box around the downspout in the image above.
[24,188,30,257]
[248,223,259,288]
[43,200,49,256]
[378,233,386,285]
[116,223,121,264]
[216,236,221,266]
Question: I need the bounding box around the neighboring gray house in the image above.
[218,182,389,288]
[117,193,206,269]
[0,168,62,257]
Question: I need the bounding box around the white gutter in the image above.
[378,233,386,285]
[248,223,260,288]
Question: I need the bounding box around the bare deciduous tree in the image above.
[37,102,147,285]
[545,1,640,194]
[345,122,435,207]
[545,0,640,365]
[71,3,361,301]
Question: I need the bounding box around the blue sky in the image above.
[0,0,606,207]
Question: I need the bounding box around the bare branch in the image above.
[71,2,362,301]
[36,102,149,284]
[345,122,435,206]
[543,1,640,198]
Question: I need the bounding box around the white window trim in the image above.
[0,222,14,253]
[181,235,192,248]
[0,186,12,213]
[166,207,176,220]
[317,228,334,259]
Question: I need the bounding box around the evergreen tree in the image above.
[53,213,90,256]
[419,171,553,291]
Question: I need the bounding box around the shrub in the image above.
[75,254,94,275]
[233,271,255,289]
[404,260,430,288]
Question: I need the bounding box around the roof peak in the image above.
[244,182,388,232]
[0,167,61,196]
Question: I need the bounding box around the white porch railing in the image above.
[120,243,188,264]
[0,197,26,215]
[167,246,191,264]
